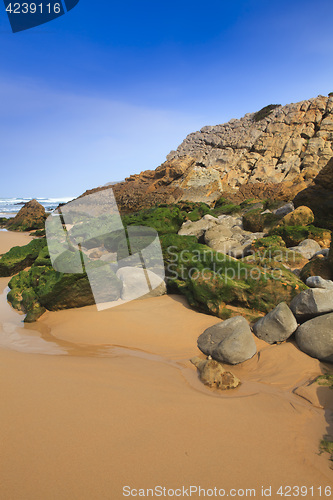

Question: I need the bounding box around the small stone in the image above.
[190,356,241,389]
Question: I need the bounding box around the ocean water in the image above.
[0,197,75,218]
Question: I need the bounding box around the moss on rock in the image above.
[269,225,331,247]
[0,238,47,277]
[243,208,279,232]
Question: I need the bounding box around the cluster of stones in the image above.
[192,284,332,390]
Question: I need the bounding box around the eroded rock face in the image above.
[168,95,333,187]
[190,356,241,389]
[78,95,333,213]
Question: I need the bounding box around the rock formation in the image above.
[6,199,45,231]
[79,94,333,213]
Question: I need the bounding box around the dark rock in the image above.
[243,209,279,233]
[273,202,295,218]
[300,257,333,282]
[294,157,333,231]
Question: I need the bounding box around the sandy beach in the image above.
[0,231,332,500]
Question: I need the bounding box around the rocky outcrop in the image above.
[81,157,223,213]
[168,95,333,186]
[6,199,45,231]
[77,95,333,213]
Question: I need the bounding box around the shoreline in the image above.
[0,231,332,499]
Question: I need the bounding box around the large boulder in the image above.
[295,313,333,363]
[279,206,314,227]
[197,316,256,365]
[290,288,333,322]
[289,239,321,260]
[306,276,333,290]
[253,302,298,344]
[116,267,166,301]
[6,199,45,231]
[190,357,241,389]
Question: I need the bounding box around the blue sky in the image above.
[1,0,333,198]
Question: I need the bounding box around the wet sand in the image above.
[0,231,332,499]
[0,229,32,254]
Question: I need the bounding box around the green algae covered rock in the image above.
[242,208,279,233]
[0,238,47,277]
[8,265,105,322]
[269,225,331,247]
[162,234,306,319]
